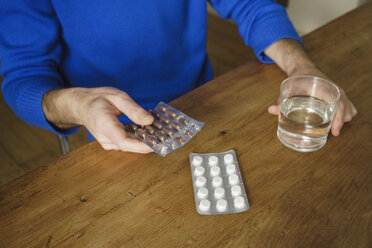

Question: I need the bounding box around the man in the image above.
[0,0,356,153]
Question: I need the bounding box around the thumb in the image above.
[268,104,280,115]
[107,91,154,125]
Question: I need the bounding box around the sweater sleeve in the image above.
[208,0,303,63]
[0,0,77,135]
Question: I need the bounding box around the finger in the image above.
[99,112,153,153]
[341,92,357,117]
[91,132,122,151]
[101,143,120,151]
[351,103,357,116]
[343,114,352,122]
[343,99,357,122]
[94,132,151,153]
[117,137,154,154]
[268,105,280,115]
[107,92,154,125]
[352,108,357,116]
[331,105,344,136]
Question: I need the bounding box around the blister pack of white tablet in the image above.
[189,150,250,215]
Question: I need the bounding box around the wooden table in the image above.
[1,3,371,248]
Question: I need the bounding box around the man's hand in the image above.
[42,87,154,152]
[264,39,357,136]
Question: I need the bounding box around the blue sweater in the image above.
[0,0,301,138]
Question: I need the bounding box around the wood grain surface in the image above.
[1,3,371,248]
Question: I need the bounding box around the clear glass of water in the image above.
[277,75,340,152]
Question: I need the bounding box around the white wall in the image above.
[207,0,371,36]
[286,0,371,35]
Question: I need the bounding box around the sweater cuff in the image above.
[10,77,78,136]
[249,12,303,64]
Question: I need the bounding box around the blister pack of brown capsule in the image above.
[125,102,204,156]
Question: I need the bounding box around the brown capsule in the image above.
[165,109,178,118]
[127,123,138,131]
[145,135,158,146]
[163,126,174,136]
[155,131,166,142]
[158,105,167,113]
[148,109,160,118]
[160,115,171,124]
[136,128,146,138]
[175,137,185,144]
[144,125,155,134]
[153,120,163,130]
[185,130,193,137]
[179,117,189,125]
[170,121,181,130]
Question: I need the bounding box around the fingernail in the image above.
[143,114,154,124]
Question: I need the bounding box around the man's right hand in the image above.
[42,87,154,153]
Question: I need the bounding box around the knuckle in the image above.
[91,87,112,96]
[116,90,129,99]
[99,87,124,97]
[118,142,130,152]
[100,142,120,151]
[120,91,129,97]
[101,86,117,93]
[344,116,352,122]
[87,96,108,111]
[92,96,105,104]
[101,144,112,150]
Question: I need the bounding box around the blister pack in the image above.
[189,150,250,215]
[125,102,204,156]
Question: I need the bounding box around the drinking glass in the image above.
[277,75,340,152]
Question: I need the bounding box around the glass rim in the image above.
[280,75,341,104]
